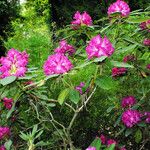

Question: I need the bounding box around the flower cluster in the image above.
[71,11,92,28]
[75,82,89,95]
[107,0,130,17]
[112,67,127,77]
[0,145,5,150]
[54,40,75,55]
[143,38,150,46]
[86,146,96,150]
[139,20,150,32]
[86,35,114,59]
[0,48,29,78]
[122,109,141,127]
[3,97,13,110]
[123,54,136,63]
[43,53,73,75]
[0,127,10,140]
[121,96,136,108]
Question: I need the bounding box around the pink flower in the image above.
[71,11,92,28]
[122,109,141,127]
[143,39,150,46]
[123,54,136,62]
[43,53,73,75]
[139,20,150,32]
[0,48,29,78]
[144,112,150,123]
[112,67,127,77]
[0,145,5,150]
[86,35,114,59]
[75,82,85,94]
[54,40,75,55]
[121,96,136,108]
[107,139,117,146]
[100,134,106,144]
[0,127,10,140]
[147,64,150,70]
[86,146,96,150]
[3,97,13,110]
[107,0,130,17]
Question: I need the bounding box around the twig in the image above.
[65,102,76,112]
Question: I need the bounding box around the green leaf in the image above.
[93,56,107,63]
[45,74,59,81]
[137,122,147,127]
[114,116,121,127]
[0,76,17,86]
[125,128,133,137]
[90,138,101,150]
[111,61,134,68]
[58,88,70,105]
[134,129,142,143]
[18,75,37,80]
[107,144,115,150]
[75,61,92,69]
[69,89,80,104]
[107,106,115,113]
[95,77,115,90]
[6,105,15,119]
[117,44,137,54]
[126,16,150,23]
[4,140,12,150]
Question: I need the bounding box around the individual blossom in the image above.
[0,127,10,140]
[3,97,13,110]
[71,11,92,28]
[100,134,106,144]
[0,48,29,78]
[107,0,130,17]
[121,109,141,127]
[144,112,150,123]
[123,54,136,63]
[54,40,75,55]
[75,82,89,95]
[143,38,150,46]
[121,96,136,108]
[139,20,150,32]
[86,146,96,150]
[86,35,114,59]
[0,145,5,150]
[112,67,127,77]
[107,139,117,147]
[43,53,73,76]
[147,64,150,70]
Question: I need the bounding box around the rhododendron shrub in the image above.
[0,1,150,149]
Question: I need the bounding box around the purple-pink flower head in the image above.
[0,145,5,150]
[147,64,150,70]
[122,109,141,128]
[0,48,29,78]
[144,112,150,123]
[75,82,86,94]
[121,96,136,108]
[71,11,92,28]
[43,53,73,76]
[143,39,150,46]
[140,20,150,32]
[3,97,13,110]
[86,146,96,150]
[107,0,130,17]
[112,67,127,77]
[0,127,10,140]
[100,134,106,144]
[123,54,136,63]
[107,139,117,147]
[86,35,114,59]
[54,40,75,55]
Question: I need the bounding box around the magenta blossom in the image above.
[0,48,29,78]
[147,64,150,70]
[139,20,150,32]
[107,0,130,17]
[144,112,150,123]
[107,139,117,147]
[3,97,13,110]
[54,40,75,55]
[121,96,136,108]
[43,53,73,75]
[86,35,114,59]
[143,39,150,46]
[0,127,10,140]
[122,109,141,127]
[86,146,96,150]
[75,82,89,95]
[100,134,106,144]
[71,11,92,28]
[112,67,127,77]
[0,145,5,150]
[123,54,136,62]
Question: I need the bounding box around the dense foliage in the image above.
[0,0,150,150]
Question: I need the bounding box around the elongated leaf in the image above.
[126,16,150,23]
[111,61,134,68]
[107,144,115,150]
[117,44,137,54]
[45,74,59,81]
[4,140,12,150]
[58,88,70,105]
[0,76,17,86]
[93,56,107,63]
[69,89,80,104]
[18,75,37,80]
[90,138,101,150]
[125,128,133,137]
[134,129,142,143]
